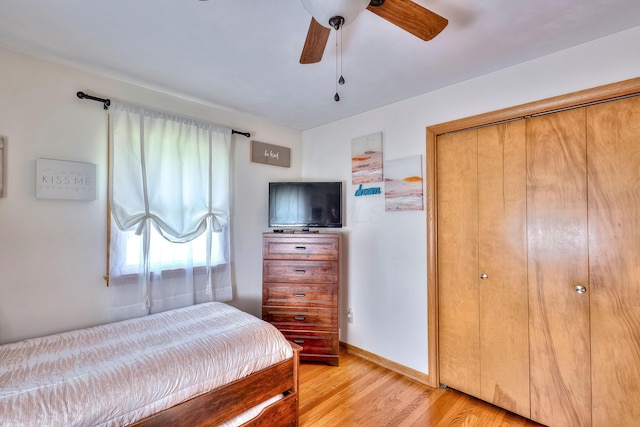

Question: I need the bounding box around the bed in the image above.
[0,302,301,426]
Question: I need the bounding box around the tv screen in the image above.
[269,182,342,228]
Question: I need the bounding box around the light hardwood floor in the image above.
[299,349,545,427]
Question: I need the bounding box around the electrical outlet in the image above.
[347,308,353,324]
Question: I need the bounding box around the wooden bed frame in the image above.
[132,342,301,427]
[131,342,301,427]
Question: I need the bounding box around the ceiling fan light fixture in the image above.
[300,0,370,29]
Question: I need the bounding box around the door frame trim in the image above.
[425,76,640,388]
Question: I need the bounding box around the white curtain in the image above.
[108,102,232,321]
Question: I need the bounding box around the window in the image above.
[107,103,232,320]
[115,222,228,276]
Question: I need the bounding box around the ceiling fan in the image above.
[299,0,448,64]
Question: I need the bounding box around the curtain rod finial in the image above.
[232,130,251,138]
[77,91,111,110]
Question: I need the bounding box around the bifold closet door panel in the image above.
[477,121,529,418]
[526,108,591,427]
[437,130,480,396]
[587,96,640,426]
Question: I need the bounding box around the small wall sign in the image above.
[354,184,382,197]
[251,140,291,168]
[36,158,97,201]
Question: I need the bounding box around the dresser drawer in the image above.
[263,260,338,283]
[263,235,339,260]
[263,284,337,307]
[280,331,339,356]
[263,307,337,330]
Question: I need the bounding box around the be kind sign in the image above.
[36,158,97,201]
[250,140,291,168]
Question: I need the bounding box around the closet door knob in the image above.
[575,285,587,293]
[480,273,488,280]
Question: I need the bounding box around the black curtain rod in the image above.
[76,91,251,138]
[77,91,110,109]
[232,129,251,138]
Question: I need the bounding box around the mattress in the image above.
[0,302,293,426]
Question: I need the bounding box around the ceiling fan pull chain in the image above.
[339,28,345,86]
[334,25,346,102]
[334,26,341,102]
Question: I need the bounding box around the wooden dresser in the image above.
[262,232,341,366]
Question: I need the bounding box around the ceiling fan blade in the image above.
[367,0,448,41]
[300,18,331,64]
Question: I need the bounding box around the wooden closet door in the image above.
[437,129,480,395]
[587,96,640,426]
[526,108,591,427]
[477,121,529,417]
[438,122,529,416]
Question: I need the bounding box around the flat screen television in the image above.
[269,181,343,229]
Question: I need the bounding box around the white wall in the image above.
[0,47,302,344]
[301,26,640,375]
[2,25,639,374]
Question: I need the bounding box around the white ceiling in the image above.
[1,0,639,130]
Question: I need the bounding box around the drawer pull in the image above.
[294,316,306,321]
[293,293,306,297]
[294,269,306,274]
[294,246,307,250]
[293,339,305,344]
